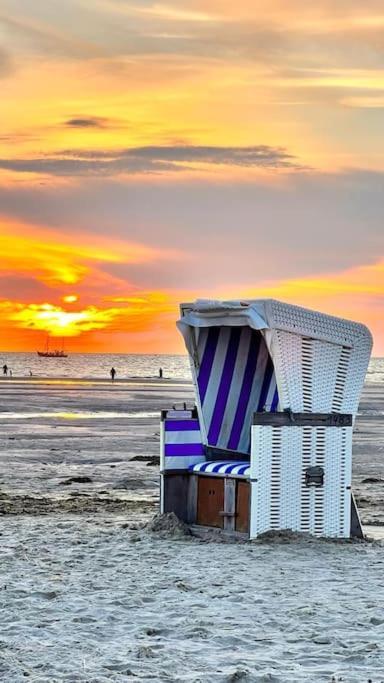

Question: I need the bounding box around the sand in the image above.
[0,378,383,682]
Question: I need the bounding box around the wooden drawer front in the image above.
[236,480,250,533]
[197,477,224,528]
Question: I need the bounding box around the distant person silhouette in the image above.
[159,367,163,378]
[110,367,116,382]
[2,364,7,376]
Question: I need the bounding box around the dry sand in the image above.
[0,378,383,682]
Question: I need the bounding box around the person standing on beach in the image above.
[2,364,7,375]
[110,367,116,382]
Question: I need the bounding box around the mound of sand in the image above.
[145,512,191,538]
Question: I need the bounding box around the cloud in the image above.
[0,168,382,292]
[0,157,178,177]
[0,11,104,61]
[2,0,384,88]
[0,218,180,289]
[226,257,384,354]
[124,2,221,23]
[64,117,108,128]
[5,301,124,337]
[0,133,41,144]
[0,290,178,339]
[340,95,384,108]
[118,145,299,167]
[0,144,305,176]
[2,0,384,133]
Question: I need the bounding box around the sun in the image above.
[62,295,79,303]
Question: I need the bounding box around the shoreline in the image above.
[0,376,191,385]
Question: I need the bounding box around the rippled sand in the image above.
[0,378,383,682]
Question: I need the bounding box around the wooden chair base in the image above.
[162,472,251,536]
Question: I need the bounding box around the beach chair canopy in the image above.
[177,299,372,455]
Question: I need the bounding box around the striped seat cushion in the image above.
[189,460,250,477]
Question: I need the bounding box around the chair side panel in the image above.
[250,424,352,538]
[161,416,205,472]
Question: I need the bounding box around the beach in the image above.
[0,377,383,682]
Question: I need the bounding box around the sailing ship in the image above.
[37,337,68,358]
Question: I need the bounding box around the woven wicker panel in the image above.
[311,340,344,411]
[249,426,273,534]
[337,342,372,414]
[322,427,352,537]
[265,300,372,418]
[331,346,350,412]
[250,424,352,538]
[267,299,371,347]
[269,328,370,417]
[269,329,304,411]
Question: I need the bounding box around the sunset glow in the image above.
[1,1,383,354]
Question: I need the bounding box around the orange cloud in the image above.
[0,217,179,287]
[220,260,384,354]
[0,216,187,350]
[239,260,384,301]
[1,258,383,354]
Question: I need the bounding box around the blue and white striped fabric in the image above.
[163,418,205,470]
[196,326,279,454]
[189,460,250,477]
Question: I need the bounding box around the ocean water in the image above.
[0,352,383,382]
[0,352,191,380]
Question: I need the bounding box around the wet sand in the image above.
[0,378,382,526]
[0,378,194,515]
[0,378,383,682]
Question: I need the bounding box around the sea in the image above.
[0,352,383,382]
[0,352,191,380]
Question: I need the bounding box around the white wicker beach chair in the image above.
[160,299,372,538]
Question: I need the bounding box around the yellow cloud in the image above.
[9,303,119,336]
[124,2,219,22]
[0,290,178,339]
[242,260,384,300]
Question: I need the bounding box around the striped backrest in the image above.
[196,326,279,454]
[161,415,205,471]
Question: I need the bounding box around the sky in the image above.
[0,0,383,354]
